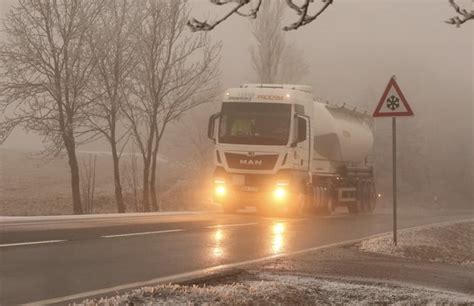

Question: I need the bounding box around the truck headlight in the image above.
[274,187,287,200]
[273,181,289,201]
[214,179,226,197]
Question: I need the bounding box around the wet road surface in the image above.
[0,207,471,304]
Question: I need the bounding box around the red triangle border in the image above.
[373,77,414,117]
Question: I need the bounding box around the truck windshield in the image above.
[219,102,291,145]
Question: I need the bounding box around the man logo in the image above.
[240,159,263,166]
[247,151,255,157]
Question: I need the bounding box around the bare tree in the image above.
[170,107,216,175]
[0,0,103,214]
[249,0,284,83]
[249,0,309,84]
[122,148,142,212]
[85,0,140,213]
[80,154,97,214]
[123,0,220,212]
[188,0,472,32]
[278,45,310,84]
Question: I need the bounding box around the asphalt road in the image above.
[0,206,472,305]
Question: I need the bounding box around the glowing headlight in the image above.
[273,180,289,201]
[214,178,226,196]
[274,187,287,200]
[215,185,226,196]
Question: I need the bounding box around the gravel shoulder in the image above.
[78,220,474,305]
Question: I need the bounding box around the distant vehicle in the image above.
[208,84,376,216]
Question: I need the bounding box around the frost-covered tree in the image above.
[85,0,141,213]
[122,0,220,212]
[188,0,473,31]
[249,0,309,84]
[0,0,103,214]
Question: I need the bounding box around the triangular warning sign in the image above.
[373,77,414,117]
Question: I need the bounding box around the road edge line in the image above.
[101,229,184,238]
[0,240,66,248]
[206,222,258,229]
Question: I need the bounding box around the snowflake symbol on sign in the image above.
[386,95,400,110]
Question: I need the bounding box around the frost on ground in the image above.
[77,273,474,306]
[360,220,474,265]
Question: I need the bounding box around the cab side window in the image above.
[295,104,305,115]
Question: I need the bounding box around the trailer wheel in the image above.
[367,182,377,213]
[348,181,364,214]
[361,182,370,212]
[309,186,330,215]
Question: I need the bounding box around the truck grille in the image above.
[225,153,278,170]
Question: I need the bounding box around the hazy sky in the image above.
[1,0,472,150]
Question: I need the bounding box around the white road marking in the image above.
[0,240,66,248]
[206,222,258,229]
[101,229,184,238]
[26,218,473,305]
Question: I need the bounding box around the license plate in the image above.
[232,175,245,185]
[241,186,258,192]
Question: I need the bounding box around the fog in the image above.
[177,0,473,203]
[1,0,472,210]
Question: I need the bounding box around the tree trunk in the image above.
[111,145,126,213]
[142,163,150,212]
[149,154,159,211]
[64,138,83,215]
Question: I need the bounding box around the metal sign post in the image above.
[373,76,413,246]
[392,117,397,245]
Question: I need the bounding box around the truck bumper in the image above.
[212,167,307,210]
[213,186,300,210]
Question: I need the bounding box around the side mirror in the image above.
[208,112,220,141]
[291,115,308,147]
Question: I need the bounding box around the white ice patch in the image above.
[76,273,474,305]
[360,220,474,266]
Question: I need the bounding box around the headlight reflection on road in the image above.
[212,229,224,259]
[214,229,224,242]
[271,222,286,254]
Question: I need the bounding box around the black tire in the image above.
[287,193,305,217]
[361,182,369,212]
[347,202,359,214]
[222,202,236,214]
[348,182,363,214]
[313,187,330,216]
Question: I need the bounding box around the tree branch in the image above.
[187,0,252,31]
[446,0,474,27]
[284,0,333,31]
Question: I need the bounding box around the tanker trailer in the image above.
[207,84,376,215]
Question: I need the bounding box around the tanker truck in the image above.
[207,84,376,215]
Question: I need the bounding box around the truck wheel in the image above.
[222,202,236,214]
[347,202,359,214]
[287,193,305,217]
[361,182,370,212]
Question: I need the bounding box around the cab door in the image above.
[293,115,311,171]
